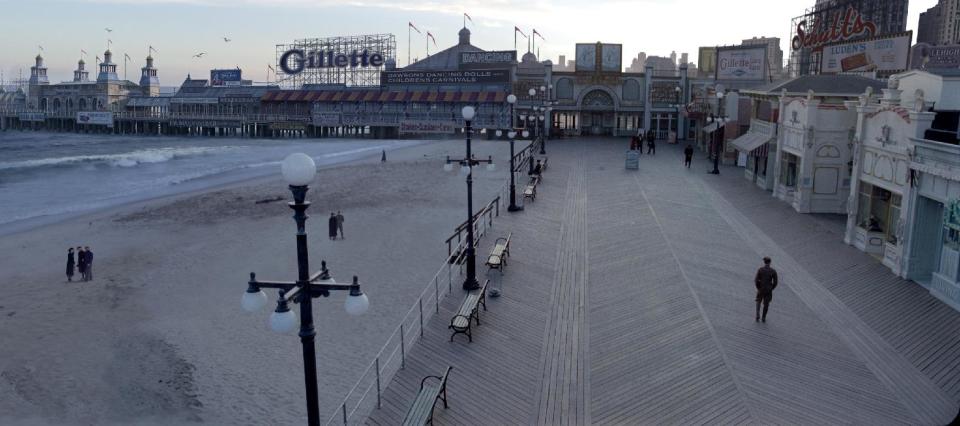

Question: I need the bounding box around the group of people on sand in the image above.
[66,246,94,282]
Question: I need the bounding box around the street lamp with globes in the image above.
[242,153,370,426]
[443,106,495,291]
[505,94,522,212]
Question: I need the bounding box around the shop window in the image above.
[857,183,902,244]
[780,153,798,188]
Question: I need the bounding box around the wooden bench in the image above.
[523,176,539,202]
[485,233,512,274]
[402,366,452,426]
[449,279,490,342]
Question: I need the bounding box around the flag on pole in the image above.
[81,49,87,56]
[124,53,131,60]
[267,64,275,72]
[533,29,544,41]
[408,22,421,34]
[514,26,527,38]
[149,45,158,54]
[427,31,438,47]
[464,13,473,25]
[38,45,44,52]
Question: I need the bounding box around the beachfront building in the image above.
[0,50,159,132]
[735,75,884,210]
[845,75,936,276]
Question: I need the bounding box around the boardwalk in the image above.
[367,138,960,425]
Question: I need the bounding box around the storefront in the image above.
[846,77,936,275]
[730,118,777,190]
[905,139,960,310]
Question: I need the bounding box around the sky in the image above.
[0,0,938,85]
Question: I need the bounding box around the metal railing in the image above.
[324,188,509,425]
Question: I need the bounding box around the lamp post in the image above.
[444,106,494,291]
[709,89,727,175]
[675,86,682,142]
[241,153,370,426]
[506,94,522,212]
[539,86,548,154]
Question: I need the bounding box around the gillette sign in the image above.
[279,49,386,74]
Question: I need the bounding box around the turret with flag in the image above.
[426,31,437,56]
[407,21,421,65]
[463,12,473,27]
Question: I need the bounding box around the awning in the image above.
[730,131,772,153]
[702,122,720,133]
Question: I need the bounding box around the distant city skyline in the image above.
[0,0,937,85]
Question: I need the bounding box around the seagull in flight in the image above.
[193,52,206,58]
[223,37,231,42]
[105,27,113,32]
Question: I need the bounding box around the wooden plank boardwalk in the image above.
[366,138,959,425]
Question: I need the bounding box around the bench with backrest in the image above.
[402,366,453,426]
[485,233,512,274]
[449,279,490,342]
[523,176,539,202]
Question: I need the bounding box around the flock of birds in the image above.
[99,27,229,60]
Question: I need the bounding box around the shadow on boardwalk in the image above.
[367,138,960,425]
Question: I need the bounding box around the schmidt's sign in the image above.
[279,49,386,74]
[792,6,877,51]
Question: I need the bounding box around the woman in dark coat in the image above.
[66,248,75,282]
[76,246,86,280]
[328,212,338,240]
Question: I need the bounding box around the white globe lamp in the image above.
[461,106,476,121]
[241,289,268,312]
[281,153,316,187]
[270,305,299,334]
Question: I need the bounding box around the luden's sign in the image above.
[792,6,877,51]
[280,49,385,75]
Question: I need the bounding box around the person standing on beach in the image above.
[336,211,345,240]
[77,246,87,282]
[66,248,75,282]
[84,246,94,281]
[755,256,778,323]
[328,213,338,240]
[684,144,694,168]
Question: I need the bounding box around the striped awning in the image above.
[730,132,772,154]
[261,89,507,103]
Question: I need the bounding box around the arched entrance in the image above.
[579,89,616,135]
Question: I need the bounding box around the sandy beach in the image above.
[0,137,517,425]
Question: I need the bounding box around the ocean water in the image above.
[0,132,425,233]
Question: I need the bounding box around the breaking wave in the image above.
[0,146,231,171]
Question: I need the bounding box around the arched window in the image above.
[581,90,614,108]
[52,98,61,111]
[622,79,641,101]
[79,98,87,110]
[556,78,574,100]
[39,98,48,111]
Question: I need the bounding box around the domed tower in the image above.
[29,54,49,86]
[73,58,90,82]
[458,27,471,46]
[139,54,159,96]
[97,49,119,82]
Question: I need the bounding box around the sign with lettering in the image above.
[18,112,45,122]
[459,50,516,68]
[821,33,911,74]
[280,49,385,75]
[210,69,242,86]
[382,70,509,85]
[716,46,767,81]
[312,112,342,126]
[398,120,456,134]
[271,122,306,131]
[77,111,113,127]
[791,6,878,51]
[911,43,960,70]
[650,82,680,105]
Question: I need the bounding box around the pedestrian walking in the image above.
[328,212,338,240]
[77,246,87,282]
[684,144,694,168]
[84,246,94,281]
[647,135,656,155]
[636,129,645,155]
[336,211,345,239]
[66,248,75,282]
[754,257,778,322]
